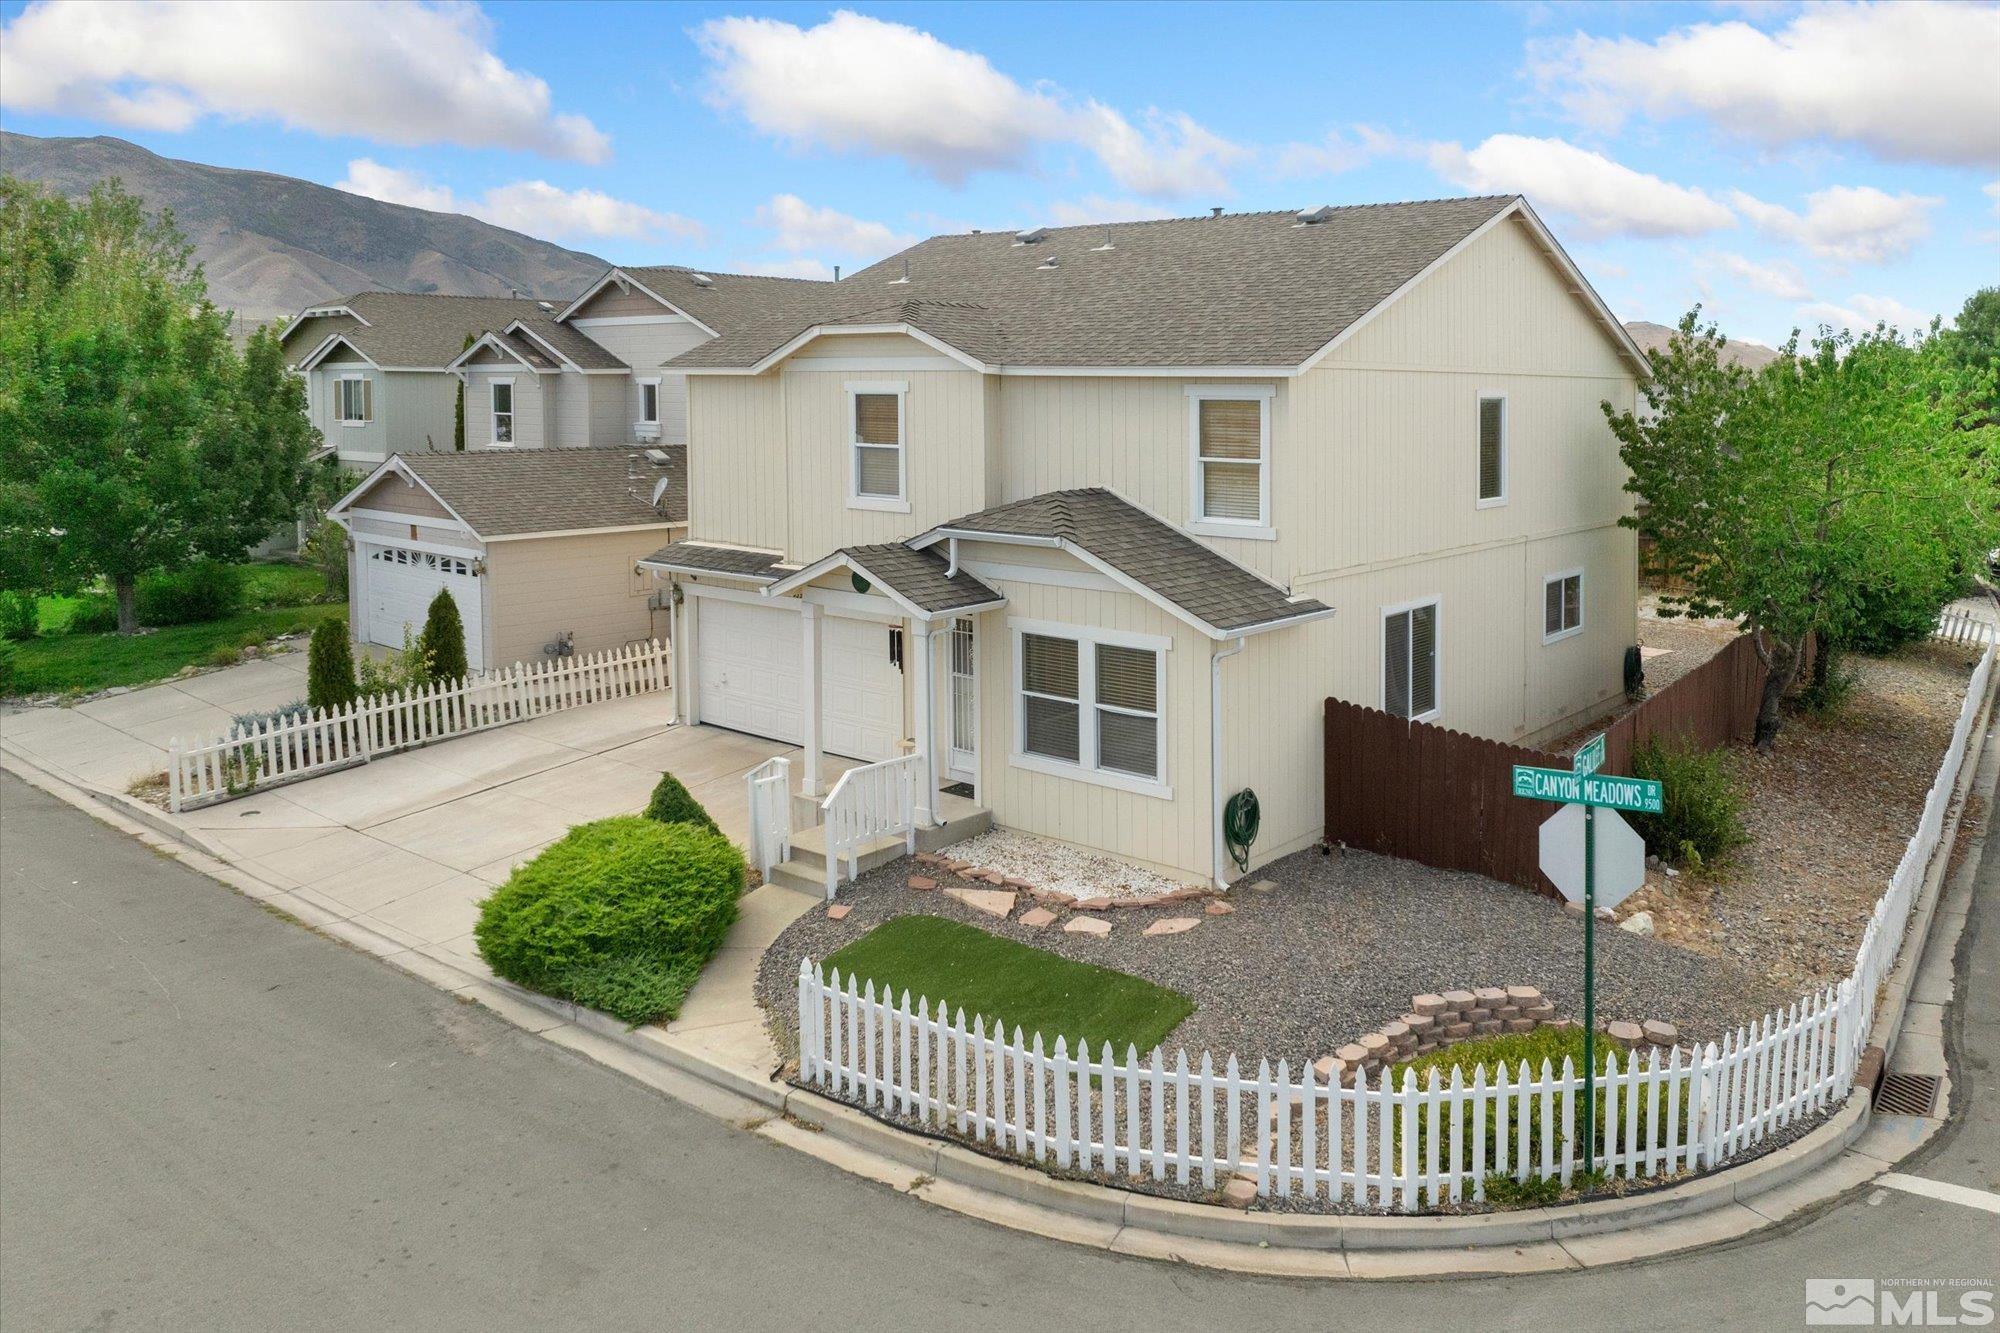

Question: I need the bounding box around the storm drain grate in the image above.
[1875,1072,1941,1116]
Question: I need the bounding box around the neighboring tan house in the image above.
[641,196,1647,888]
[280,293,554,467]
[325,446,685,670]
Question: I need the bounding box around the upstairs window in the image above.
[1477,394,1507,505]
[1187,386,1273,536]
[334,375,371,425]
[638,379,660,427]
[1544,570,1583,642]
[490,379,515,446]
[1383,599,1439,721]
[847,383,907,510]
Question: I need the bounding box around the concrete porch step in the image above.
[765,802,992,898]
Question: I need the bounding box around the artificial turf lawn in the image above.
[822,914,1194,1054]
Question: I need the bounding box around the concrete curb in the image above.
[5,651,1992,1278]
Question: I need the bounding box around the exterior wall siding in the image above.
[483,527,678,669]
[568,318,710,447]
[688,374,791,552]
[462,368,547,450]
[348,472,453,520]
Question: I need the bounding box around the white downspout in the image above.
[945,537,960,579]
[1210,636,1246,891]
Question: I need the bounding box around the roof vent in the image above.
[1209,207,1223,219]
[1296,205,1336,226]
[1036,254,1059,271]
[689,272,713,288]
[1092,228,1115,252]
[889,257,910,285]
[1014,226,1047,245]
[644,448,671,465]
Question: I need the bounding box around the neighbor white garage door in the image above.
[361,544,484,671]
[694,598,903,763]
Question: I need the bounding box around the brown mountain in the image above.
[0,132,610,328]
[1624,320,1781,371]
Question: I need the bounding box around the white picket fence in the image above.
[168,640,670,812]
[1936,606,1997,649]
[798,642,1994,1209]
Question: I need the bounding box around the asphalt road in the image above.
[2,768,1994,1332]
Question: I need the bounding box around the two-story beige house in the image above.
[642,196,1646,888]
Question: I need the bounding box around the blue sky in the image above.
[3,0,1995,345]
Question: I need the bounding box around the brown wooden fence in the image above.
[1323,633,1806,897]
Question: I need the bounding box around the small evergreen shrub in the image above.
[0,590,37,641]
[302,520,350,600]
[307,618,359,711]
[419,588,469,684]
[137,560,245,626]
[644,771,721,834]
[1627,735,1748,868]
[473,816,744,1026]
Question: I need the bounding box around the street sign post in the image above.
[1512,745,1661,1172]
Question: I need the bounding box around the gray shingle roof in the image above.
[926,489,1329,634]
[393,445,684,537]
[667,197,1519,371]
[510,315,626,370]
[840,544,1001,614]
[281,292,554,369]
[635,541,786,582]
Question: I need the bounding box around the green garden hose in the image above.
[1223,788,1260,873]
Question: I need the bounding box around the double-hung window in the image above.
[1383,599,1439,721]
[637,378,660,436]
[1476,393,1507,506]
[847,383,907,511]
[1543,570,1583,642]
[334,374,371,426]
[1014,622,1169,795]
[1187,385,1273,537]
[490,378,515,446]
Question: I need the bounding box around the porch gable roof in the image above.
[764,543,1004,621]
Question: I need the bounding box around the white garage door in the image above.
[694,598,904,762]
[362,545,484,671]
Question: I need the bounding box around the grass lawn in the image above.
[7,603,343,696]
[823,915,1194,1054]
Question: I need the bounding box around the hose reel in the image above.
[1223,787,1260,873]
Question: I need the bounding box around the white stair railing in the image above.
[819,753,920,900]
[745,756,793,879]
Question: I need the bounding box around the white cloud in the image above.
[1532,2,2000,167]
[0,0,609,162]
[1042,196,1163,228]
[1986,181,2000,217]
[335,160,701,242]
[1704,251,1812,301]
[1422,134,1735,239]
[1271,128,1375,179]
[738,257,838,280]
[695,9,1242,198]
[753,194,914,259]
[1729,186,1938,265]
[1798,292,1940,334]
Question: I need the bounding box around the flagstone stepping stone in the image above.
[944,887,1016,919]
[1220,1177,1258,1209]
[826,904,851,920]
[1018,907,1056,929]
[1062,915,1111,936]
[907,875,937,891]
[1204,900,1235,915]
[1142,916,1200,937]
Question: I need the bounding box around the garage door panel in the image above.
[822,616,902,763]
[362,544,484,671]
[694,599,904,763]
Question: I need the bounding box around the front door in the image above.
[947,617,977,783]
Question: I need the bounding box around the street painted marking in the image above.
[1875,1172,2000,1215]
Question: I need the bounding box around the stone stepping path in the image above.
[943,886,1016,919]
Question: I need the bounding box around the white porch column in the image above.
[800,601,824,797]
[911,620,937,826]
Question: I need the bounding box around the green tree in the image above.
[419,588,469,684]
[1941,286,2000,430]
[307,617,358,711]
[0,178,320,632]
[454,333,472,450]
[1608,310,1997,751]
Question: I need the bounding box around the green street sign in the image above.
[1573,732,1605,777]
[1511,765,1664,814]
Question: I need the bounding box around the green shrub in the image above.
[0,591,36,641]
[644,771,720,834]
[1798,644,1857,715]
[1841,577,1953,656]
[1627,735,1747,868]
[66,596,118,634]
[0,638,17,693]
[473,816,744,1026]
[137,560,245,626]
[419,588,469,684]
[208,645,241,667]
[307,617,358,711]
[301,520,350,601]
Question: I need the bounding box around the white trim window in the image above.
[490,377,516,447]
[1012,620,1170,797]
[636,377,661,438]
[1186,385,1274,538]
[334,373,372,426]
[1476,393,1507,506]
[1543,569,1584,642]
[1383,598,1440,722]
[846,382,907,511]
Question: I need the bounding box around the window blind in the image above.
[854,393,900,445]
[1545,578,1565,637]
[1384,611,1411,718]
[1478,398,1504,500]
[1199,398,1263,521]
[1021,634,1080,762]
[1410,603,1437,716]
[854,446,900,497]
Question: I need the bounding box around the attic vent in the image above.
[1092,228,1115,252]
[1296,205,1336,225]
[689,272,713,287]
[1036,254,1060,271]
[1014,226,1047,245]
[536,300,555,312]
[644,448,671,464]
[889,257,910,285]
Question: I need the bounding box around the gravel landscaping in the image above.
[941,828,1185,901]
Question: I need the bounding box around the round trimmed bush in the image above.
[0,590,36,641]
[473,816,743,1024]
[66,595,118,635]
[644,770,720,834]
[137,560,245,626]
